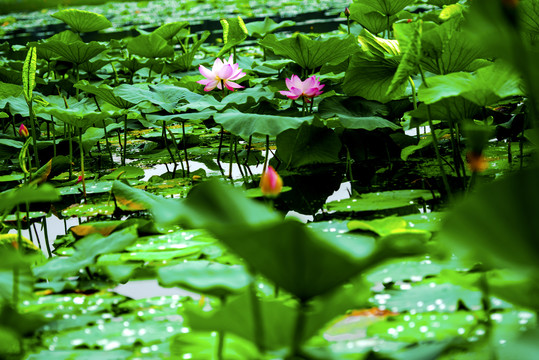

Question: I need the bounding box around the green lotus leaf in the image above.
[51,9,112,33]
[39,40,107,65]
[275,124,342,169]
[127,33,174,59]
[75,81,134,109]
[246,17,295,38]
[354,0,415,17]
[158,260,252,297]
[260,33,359,70]
[217,16,248,58]
[349,3,396,35]
[419,62,523,107]
[213,109,314,137]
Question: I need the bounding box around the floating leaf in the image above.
[158,261,252,297]
[325,189,436,213]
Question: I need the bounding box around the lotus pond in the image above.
[1,0,539,359]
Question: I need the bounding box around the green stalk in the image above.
[290,300,307,357]
[181,121,190,177]
[217,126,225,174]
[419,65,453,200]
[166,126,185,177]
[162,122,178,176]
[13,204,22,310]
[50,116,57,157]
[42,216,52,258]
[217,296,227,360]
[28,99,40,168]
[228,134,234,179]
[408,77,421,142]
[123,115,128,166]
[263,135,270,172]
[79,128,87,202]
[249,281,265,354]
[68,125,73,179]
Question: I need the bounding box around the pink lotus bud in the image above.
[259,166,283,197]
[344,8,351,17]
[19,123,29,137]
[77,175,83,183]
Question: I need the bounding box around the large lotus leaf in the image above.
[349,3,396,34]
[176,86,273,113]
[186,284,368,350]
[419,62,523,107]
[51,9,112,33]
[0,184,60,213]
[343,52,403,103]
[0,95,30,117]
[75,81,134,109]
[259,33,359,70]
[319,96,399,130]
[33,226,138,279]
[275,124,341,169]
[112,181,163,211]
[408,97,480,126]
[127,33,174,59]
[428,0,459,6]
[245,17,295,38]
[520,0,539,35]
[33,30,81,61]
[358,29,401,56]
[325,189,437,213]
[158,261,252,297]
[38,105,107,129]
[152,21,188,41]
[113,84,193,113]
[355,0,415,16]
[217,16,249,58]
[421,17,487,75]
[387,21,422,97]
[0,81,22,98]
[212,220,372,301]
[150,180,281,229]
[440,168,539,274]
[213,109,314,137]
[39,40,106,65]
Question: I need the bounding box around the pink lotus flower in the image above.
[19,123,29,137]
[259,166,283,197]
[279,75,325,103]
[197,55,246,91]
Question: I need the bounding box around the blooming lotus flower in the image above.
[19,123,29,137]
[197,55,246,91]
[260,166,283,197]
[279,75,325,103]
